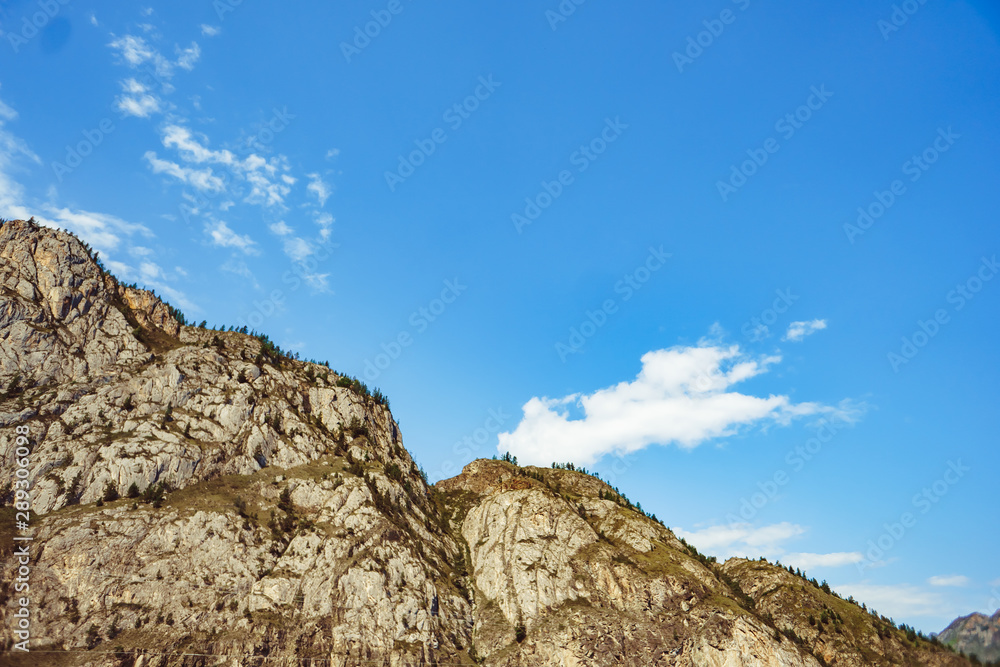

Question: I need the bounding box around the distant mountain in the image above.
[0,217,981,666]
[940,611,1000,663]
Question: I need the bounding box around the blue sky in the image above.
[1,0,998,633]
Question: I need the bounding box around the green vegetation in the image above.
[102,482,119,502]
[335,375,390,409]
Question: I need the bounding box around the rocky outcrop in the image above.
[940,611,1000,663]
[0,219,979,666]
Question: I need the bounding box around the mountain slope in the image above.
[940,611,1000,663]
[0,218,978,666]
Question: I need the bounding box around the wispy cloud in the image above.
[108,34,174,78]
[269,221,293,236]
[38,206,153,254]
[206,219,258,255]
[498,340,859,466]
[155,124,293,208]
[784,319,827,342]
[785,552,865,570]
[676,522,863,573]
[106,32,203,119]
[834,583,948,618]
[115,78,162,118]
[928,575,970,588]
[200,24,221,37]
[307,172,331,207]
[283,237,314,262]
[144,152,225,192]
[677,522,806,555]
[175,42,201,70]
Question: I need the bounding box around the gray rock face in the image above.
[0,220,978,666]
[939,611,1000,663]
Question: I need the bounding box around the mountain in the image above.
[0,217,980,666]
[940,611,1000,663]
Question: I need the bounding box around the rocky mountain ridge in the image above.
[0,218,982,666]
[939,610,1000,663]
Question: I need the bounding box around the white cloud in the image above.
[677,522,806,556]
[269,221,293,236]
[162,124,233,165]
[928,575,970,588]
[206,220,257,255]
[283,237,314,262]
[676,522,863,573]
[315,212,334,240]
[200,24,221,37]
[784,319,827,342]
[784,552,865,570]
[155,124,292,208]
[144,152,225,192]
[175,42,201,71]
[139,261,162,280]
[116,95,161,118]
[835,583,946,618]
[245,168,291,207]
[108,33,202,87]
[498,342,857,467]
[107,34,175,79]
[306,173,331,207]
[115,79,162,118]
[90,14,98,27]
[303,271,331,292]
[108,35,156,67]
[325,148,340,160]
[35,206,153,255]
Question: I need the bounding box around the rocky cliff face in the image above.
[939,611,1000,663]
[0,219,977,666]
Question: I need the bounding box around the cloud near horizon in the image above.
[497,342,859,467]
[674,521,864,573]
[928,575,970,588]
